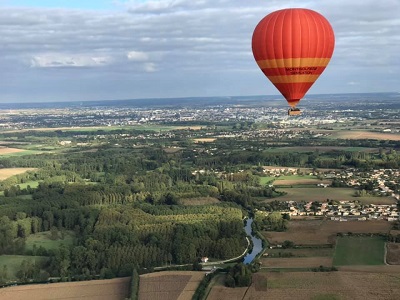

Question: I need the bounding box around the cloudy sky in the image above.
[0,0,399,103]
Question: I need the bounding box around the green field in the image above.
[0,150,44,157]
[333,236,386,266]
[260,175,317,185]
[17,180,41,189]
[0,255,47,280]
[267,187,396,204]
[25,231,76,251]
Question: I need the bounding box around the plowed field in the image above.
[0,278,130,300]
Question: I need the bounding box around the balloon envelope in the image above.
[252,8,335,107]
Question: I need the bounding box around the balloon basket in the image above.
[288,108,301,116]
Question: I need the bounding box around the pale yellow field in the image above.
[0,277,130,300]
[0,147,25,155]
[138,271,204,300]
[332,131,400,141]
[193,138,216,143]
[0,168,36,180]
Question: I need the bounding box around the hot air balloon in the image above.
[252,8,335,115]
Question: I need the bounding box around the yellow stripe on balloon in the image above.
[257,58,331,69]
[268,75,321,84]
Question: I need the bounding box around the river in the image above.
[243,218,264,264]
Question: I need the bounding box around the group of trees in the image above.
[1,124,399,285]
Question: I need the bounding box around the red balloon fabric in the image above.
[252,8,335,107]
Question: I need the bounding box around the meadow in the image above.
[333,236,386,266]
[266,187,396,204]
[25,231,76,251]
[0,255,47,280]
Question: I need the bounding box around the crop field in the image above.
[0,147,25,156]
[0,255,47,280]
[333,236,385,266]
[232,271,400,300]
[263,219,391,246]
[0,277,130,300]
[206,274,249,300]
[267,187,396,204]
[138,271,204,300]
[273,179,331,186]
[330,130,400,141]
[261,257,333,268]
[193,138,216,143]
[265,247,334,258]
[25,231,76,251]
[263,146,379,153]
[386,243,400,265]
[0,168,36,180]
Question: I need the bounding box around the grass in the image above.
[333,236,386,266]
[0,255,47,280]
[267,187,396,204]
[17,181,41,189]
[0,150,44,157]
[25,230,76,251]
[260,175,317,185]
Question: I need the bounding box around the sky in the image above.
[0,0,399,103]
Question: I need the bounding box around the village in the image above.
[284,200,399,221]
[263,167,400,221]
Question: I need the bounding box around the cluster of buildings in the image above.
[286,200,399,222]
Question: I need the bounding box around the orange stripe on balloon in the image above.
[256,58,331,69]
[268,75,320,84]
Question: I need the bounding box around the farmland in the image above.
[261,257,333,268]
[386,243,400,265]
[138,271,204,300]
[333,236,386,266]
[0,277,130,300]
[0,168,36,180]
[263,219,392,246]
[207,271,400,300]
[329,130,400,141]
[265,187,396,205]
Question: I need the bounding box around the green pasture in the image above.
[268,187,396,204]
[260,174,317,185]
[0,150,43,157]
[17,181,41,189]
[0,255,47,280]
[263,146,378,153]
[333,236,385,266]
[25,231,76,251]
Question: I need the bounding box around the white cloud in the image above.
[144,62,157,72]
[127,51,149,61]
[0,0,399,102]
[30,53,113,68]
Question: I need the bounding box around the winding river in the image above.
[243,218,264,264]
